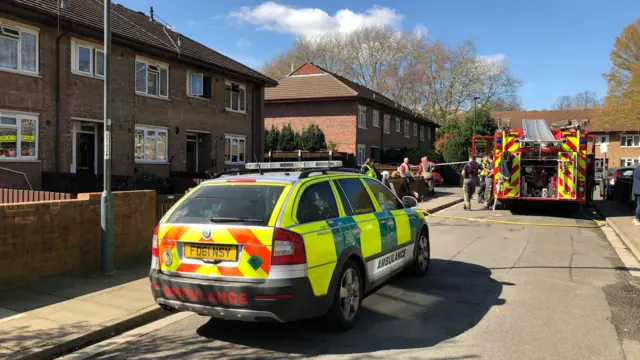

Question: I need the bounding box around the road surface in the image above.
[84,203,640,360]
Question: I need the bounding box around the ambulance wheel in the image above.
[407,229,430,277]
[325,260,363,331]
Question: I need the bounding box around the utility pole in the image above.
[101,0,114,274]
[473,96,480,136]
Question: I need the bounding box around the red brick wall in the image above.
[0,12,263,187]
[265,100,358,154]
[0,190,156,286]
[592,132,640,168]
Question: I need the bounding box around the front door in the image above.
[370,147,380,163]
[76,132,95,174]
[186,134,198,173]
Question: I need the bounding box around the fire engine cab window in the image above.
[364,178,402,211]
[296,182,339,223]
[336,178,376,215]
[164,185,285,225]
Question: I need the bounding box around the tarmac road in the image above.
[82,203,640,360]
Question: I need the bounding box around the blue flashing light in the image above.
[580,138,586,145]
[496,138,502,144]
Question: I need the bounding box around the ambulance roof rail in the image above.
[245,160,343,170]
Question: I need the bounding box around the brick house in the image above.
[492,109,640,176]
[264,63,438,166]
[0,0,276,190]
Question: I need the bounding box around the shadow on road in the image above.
[87,259,505,360]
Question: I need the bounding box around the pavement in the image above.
[0,266,164,360]
[0,188,463,360]
[65,202,640,360]
[593,199,640,262]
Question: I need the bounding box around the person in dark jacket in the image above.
[461,155,479,211]
[633,159,640,226]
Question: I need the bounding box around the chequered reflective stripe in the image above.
[158,224,272,279]
[506,132,520,152]
[560,132,579,153]
[558,152,575,199]
[502,152,521,197]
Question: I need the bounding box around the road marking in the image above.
[600,223,640,277]
[58,311,195,360]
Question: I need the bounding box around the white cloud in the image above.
[477,53,507,76]
[477,53,507,66]
[236,38,252,48]
[228,2,403,38]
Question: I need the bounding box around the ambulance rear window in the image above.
[164,184,286,225]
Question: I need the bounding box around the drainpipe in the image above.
[55,25,67,182]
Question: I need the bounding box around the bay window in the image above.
[225,134,246,164]
[135,58,169,98]
[0,20,38,74]
[0,112,37,160]
[225,80,246,113]
[419,125,425,142]
[135,126,168,162]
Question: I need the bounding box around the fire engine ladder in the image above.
[522,119,555,142]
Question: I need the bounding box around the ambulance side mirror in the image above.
[402,196,418,208]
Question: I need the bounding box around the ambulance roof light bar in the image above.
[245,161,343,170]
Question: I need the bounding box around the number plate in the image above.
[184,244,237,261]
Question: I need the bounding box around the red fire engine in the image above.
[472,119,597,208]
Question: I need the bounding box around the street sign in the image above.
[599,142,608,154]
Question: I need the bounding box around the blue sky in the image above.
[116,0,640,110]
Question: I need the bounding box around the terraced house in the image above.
[264,63,438,166]
[0,0,276,190]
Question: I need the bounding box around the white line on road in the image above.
[600,223,640,277]
[58,311,196,360]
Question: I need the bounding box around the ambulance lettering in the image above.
[376,248,407,270]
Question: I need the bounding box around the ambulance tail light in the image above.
[272,227,306,265]
[151,224,160,270]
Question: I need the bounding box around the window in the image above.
[373,110,380,128]
[595,135,609,145]
[357,144,366,166]
[620,134,640,148]
[419,125,425,142]
[296,182,339,223]
[225,134,246,164]
[71,40,104,78]
[0,112,37,160]
[383,115,391,134]
[0,21,38,74]
[335,178,376,215]
[135,58,169,98]
[413,123,418,137]
[225,80,246,113]
[188,71,212,99]
[165,184,285,225]
[134,126,168,162]
[364,178,403,211]
[621,157,640,167]
[357,106,367,129]
[395,117,401,132]
[428,127,433,140]
[334,181,354,216]
[404,120,410,138]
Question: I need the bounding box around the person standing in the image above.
[477,156,489,203]
[484,157,496,210]
[633,157,640,226]
[461,155,479,211]
[398,157,412,177]
[360,158,377,179]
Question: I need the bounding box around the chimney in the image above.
[290,63,294,73]
[150,6,154,21]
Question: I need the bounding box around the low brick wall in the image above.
[0,190,156,286]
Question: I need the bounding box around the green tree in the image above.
[278,123,297,151]
[326,140,339,152]
[299,123,327,151]
[264,125,280,152]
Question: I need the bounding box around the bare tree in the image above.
[261,25,523,122]
[553,95,573,110]
[552,91,602,110]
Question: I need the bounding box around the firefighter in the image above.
[477,156,489,203]
[398,157,412,177]
[484,157,496,210]
[360,158,377,179]
[461,155,479,211]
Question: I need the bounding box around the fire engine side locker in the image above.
[557,152,578,200]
